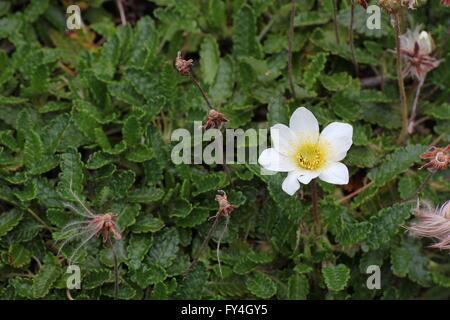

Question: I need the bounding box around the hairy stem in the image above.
[115,0,127,26]
[108,237,120,300]
[288,0,297,99]
[332,0,340,44]
[393,12,409,145]
[216,215,230,279]
[406,76,426,139]
[186,214,220,274]
[337,181,374,204]
[189,73,214,110]
[349,0,359,76]
[399,171,434,204]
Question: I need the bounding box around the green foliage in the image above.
[0,0,448,301]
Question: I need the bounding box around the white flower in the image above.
[258,107,353,196]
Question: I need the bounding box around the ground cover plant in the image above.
[0,0,449,300]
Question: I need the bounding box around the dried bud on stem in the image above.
[419,145,450,172]
[174,51,194,76]
[214,190,235,217]
[203,109,228,130]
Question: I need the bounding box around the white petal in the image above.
[282,171,301,196]
[270,124,297,156]
[298,171,320,184]
[289,107,319,141]
[319,122,353,161]
[319,162,349,185]
[258,148,297,172]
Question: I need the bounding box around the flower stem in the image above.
[398,171,434,204]
[406,76,426,140]
[393,12,409,145]
[332,0,340,44]
[115,0,127,26]
[288,0,297,99]
[349,0,359,76]
[108,237,120,300]
[189,73,214,110]
[311,180,321,235]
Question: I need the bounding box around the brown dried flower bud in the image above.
[407,200,450,250]
[419,145,450,172]
[174,51,193,76]
[214,190,234,216]
[203,109,228,130]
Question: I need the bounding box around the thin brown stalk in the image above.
[398,171,434,204]
[108,237,120,300]
[189,73,214,110]
[288,0,297,99]
[393,12,409,145]
[116,0,127,26]
[332,0,340,44]
[337,181,374,204]
[349,0,359,76]
[406,76,426,139]
[185,215,220,274]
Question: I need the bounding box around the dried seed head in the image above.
[419,145,450,172]
[89,212,122,243]
[174,51,193,76]
[407,200,450,250]
[215,190,234,216]
[203,109,228,130]
[398,27,442,81]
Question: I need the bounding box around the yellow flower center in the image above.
[295,142,324,170]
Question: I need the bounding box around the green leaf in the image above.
[147,228,179,267]
[303,52,328,91]
[366,203,412,250]
[0,209,24,238]
[57,147,85,201]
[367,145,427,187]
[245,273,277,299]
[130,263,167,289]
[287,274,309,300]
[322,264,350,292]
[127,233,152,263]
[128,187,164,203]
[320,72,352,91]
[8,243,32,268]
[151,282,169,300]
[32,256,61,298]
[132,215,165,233]
[391,247,412,277]
[210,56,235,105]
[200,35,220,85]
[233,5,260,59]
[176,263,208,299]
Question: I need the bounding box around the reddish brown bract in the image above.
[419,145,450,172]
[215,190,234,217]
[90,213,122,243]
[175,51,193,76]
[203,109,228,130]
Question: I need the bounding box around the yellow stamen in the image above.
[295,142,324,170]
